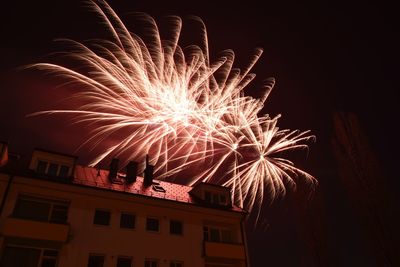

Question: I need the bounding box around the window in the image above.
[40,250,58,267]
[13,195,69,224]
[170,261,183,267]
[117,257,132,267]
[146,217,159,232]
[220,229,233,243]
[219,194,227,204]
[211,194,219,204]
[210,228,220,242]
[203,226,234,243]
[47,163,58,176]
[37,160,48,174]
[93,210,111,226]
[203,226,209,241]
[120,213,135,229]
[204,191,211,202]
[145,259,158,267]
[59,165,70,177]
[50,204,68,223]
[170,220,183,235]
[35,160,71,178]
[0,246,58,267]
[88,254,104,267]
[204,191,225,205]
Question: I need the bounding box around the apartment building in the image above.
[0,142,249,267]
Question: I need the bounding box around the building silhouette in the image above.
[331,112,399,266]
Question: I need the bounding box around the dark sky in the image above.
[1,0,398,266]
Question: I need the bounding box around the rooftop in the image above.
[0,147,244,213]
[73,165,243,212]
[74,165,193,203]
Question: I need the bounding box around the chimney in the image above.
[126,161,138,184]
[108,158,119,181]
[143,155,154,186]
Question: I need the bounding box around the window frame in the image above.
[93,209,111,226]
[1,245,59,267]
[120,212,136,230]
[116,256,133,267]
[58,165,70,178]
[87,253,105,267]
[169,220,183,235]
[146,217,160,233]
[40,249,59,267]
[219,194,227,205]
[35,159,71,178]
[203,225,234,243]
[144,258,159,267]
[47,163,59,176]
[36,160,48,174]
[170,260,184,267]
[13,194,69,224]
[203,191,228,205]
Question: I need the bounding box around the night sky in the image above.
[1,1,398,266]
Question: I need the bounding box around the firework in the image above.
[30,0,316,214]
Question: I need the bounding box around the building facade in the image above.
[0,143,249,267]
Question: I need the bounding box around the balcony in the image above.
[1,217,69,242]
[204,241,246,260]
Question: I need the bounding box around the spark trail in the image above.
[30,0,317,214]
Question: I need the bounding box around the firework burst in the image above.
[30,0,316,214]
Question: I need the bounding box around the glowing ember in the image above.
[29,0,316,215]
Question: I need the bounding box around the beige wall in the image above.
[0,175,245,267]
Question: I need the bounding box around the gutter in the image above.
[240,214,251,267]
[0,175,14,216]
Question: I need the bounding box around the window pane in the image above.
[36,161,47,174]
[204,191,211,202]
[219,194,226,204]
[43,250,58,257]
[170,261,183,267]
[88,255,104,267]
[50,205,68,223]
[93,210,111,226]
[0,246,41,267]
[170,220,183,235]
[41,258,56,267]
[14,198,51,221]
[145,260,158,267]
[203,226,209,241]
[221,229,232,243]
[146,218,159,232]
[117,257,132,267]
[120,213,135,229]
[210,228,220,242]
[59,165,70,177]
[212,194,219,204]
[47,163,58,176]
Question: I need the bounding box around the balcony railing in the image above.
[1,217,69,242]
[204,241,246,260]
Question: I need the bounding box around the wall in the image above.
[0,175,245,267]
